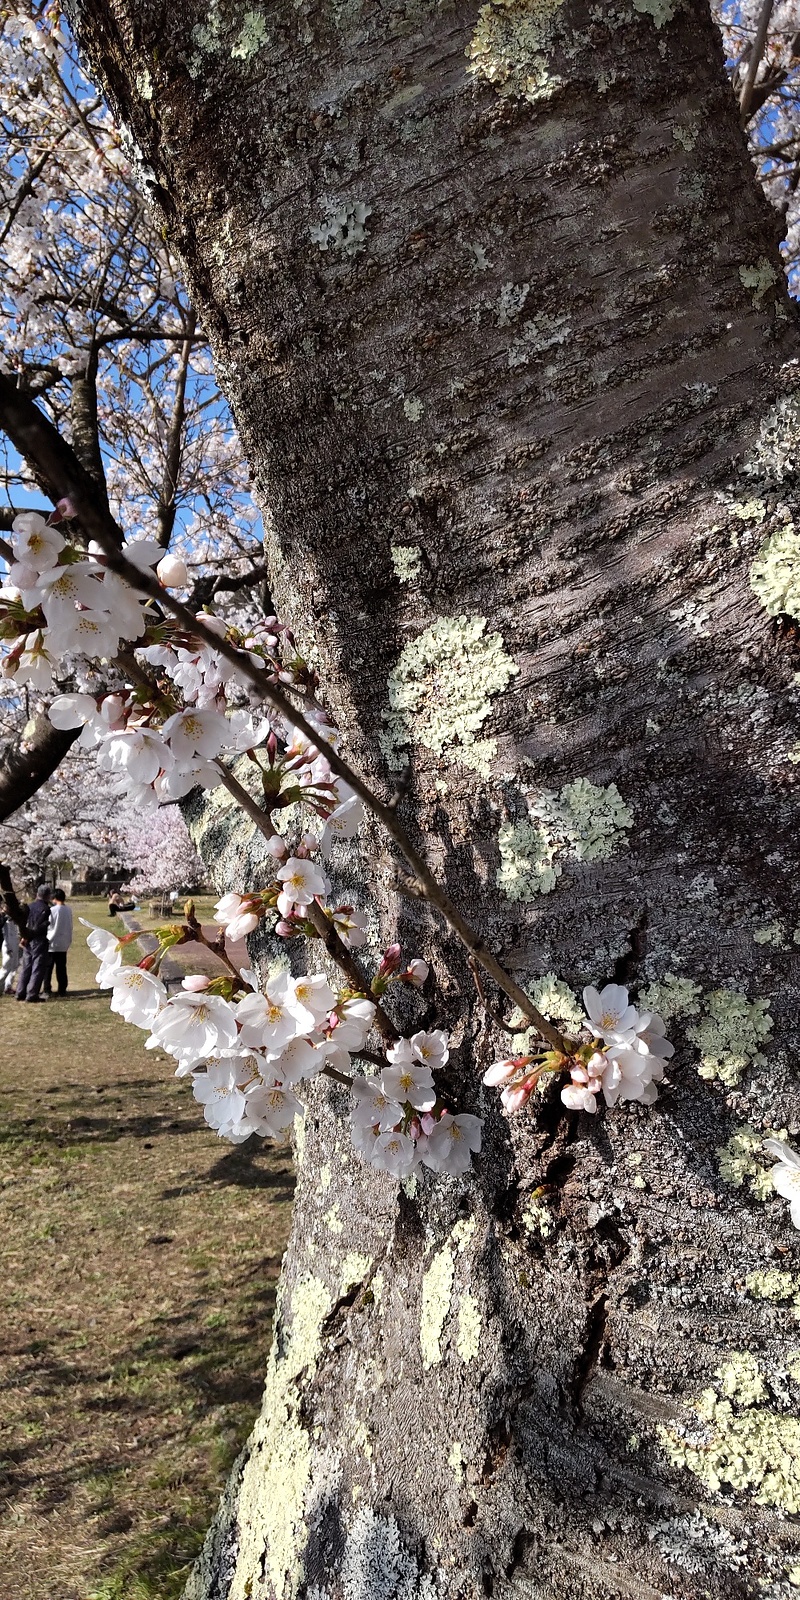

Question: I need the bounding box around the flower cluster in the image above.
[484,984,673,1116]
[83,921,481,1175]
[765,1139,800,1230]
[351,1031,482,1178]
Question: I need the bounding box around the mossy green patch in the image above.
[717,1123,786,1200]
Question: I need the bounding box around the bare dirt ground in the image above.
[0,899,293,1600]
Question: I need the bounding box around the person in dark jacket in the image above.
[16,884,52,1002]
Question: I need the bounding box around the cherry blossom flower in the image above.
[108,966,167,1027]
[244,1081,304,1136]
[161,707,229,762]
[149,991,239,1056]
[289,974,336,1025]
[332,906,368,948]
[351,1076,404,1132]
[405,959,429,988]
[276,856,326,917]
[371,1129,418,1178]
[410,1029,449,1069]
[156,553,189,587]
[423,1113,482,1175]
[582,984,639,1043]
[332,997,376,1052]
[192,1061,247,1133]
[381,1056,436,1112]
[764,1139,800,1229]
[235,972,302,1051]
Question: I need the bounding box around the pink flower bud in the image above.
[405,958,429,988]
[420,1113,436,1136]
[483,1062,521,1088]
[156,553,189,588]
[48,496,76,523]
[266,835,288,860]
[501,1082,533,1114]
[275,918,295,938]
[378,943,402,978]
[408,1118,422,1141]
[182,974,210,992]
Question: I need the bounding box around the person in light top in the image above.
[0,897,21,994]
[45,888,73,998]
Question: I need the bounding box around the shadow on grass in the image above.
[0,1111,200,1148]
[161,1141,295,1198]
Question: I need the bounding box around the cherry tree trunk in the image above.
[65,2,800,1595]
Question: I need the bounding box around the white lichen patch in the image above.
[754,921,786,948]
[496,818,560,898]
[497,281,530,325]
[717,1123,787,1200]
[750,523,800,618]
[457,1293,481,1362]
[730,497,766,522]
[648,1510,748,1575]
[403,396,424,423]
[509,974,584,1057]
[382,615,518,776]
[497,779,633,900]
[230,1273,332,1600]
[340,1506,438,1600]
[390,544,423,583]
[739,257,778,306]
[508,311,571,369]
[638,972,702,1022]
[466,0,565,104]
[310,200,372,257]
[522,1195,555,1237]
[688,989,773,1087]
[557,777,634,860]
[661,1352,800,1513]
[745,394,800,485]
[323,1205,344,1235]
[420,1245,454,1369]
[230,10,270,59]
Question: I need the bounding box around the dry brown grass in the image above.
[0,900,294,1600]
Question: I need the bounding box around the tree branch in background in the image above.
[157,310,196,548]
[0,717,81,824]
[739,0,777,123]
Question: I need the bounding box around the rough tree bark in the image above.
[61,2,800,1596]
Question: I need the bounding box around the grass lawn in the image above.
[0,899,294,1600]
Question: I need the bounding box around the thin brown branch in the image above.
[740,0,777,123]
[467,956,519,1036]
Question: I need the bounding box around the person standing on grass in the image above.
[44,889,73,998]
[15,883,52,1003]
[0,897,20,994]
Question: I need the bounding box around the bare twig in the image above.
[0,375,566,1053]
[740,0,776,123]
[467,956,519,1036]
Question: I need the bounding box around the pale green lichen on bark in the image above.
[465,0,565,104]
[456,1293,481,1362]
[382,615,518,776]
[420,1245,455,1369]
[746,1269,797,1302]
[688,989,773,1087]
[390,544,423,583]
[750,522,800,618]
[739,258,778,306]
[228,1273,332,1600]
[716,1123,786,1199]
[497,779,633,900]
[638,972,702,1021]
[632,0,680,22]
[509,973,584,1054]
[661,1353,800,1513]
